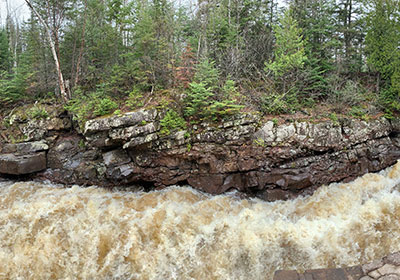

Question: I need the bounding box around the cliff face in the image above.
[1,107,400,201]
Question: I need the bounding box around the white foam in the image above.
[1,162,400,279]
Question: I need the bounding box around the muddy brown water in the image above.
[2,162,400,279]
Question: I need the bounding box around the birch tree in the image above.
[24,0,69,102]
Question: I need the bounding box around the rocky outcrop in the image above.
[1,107,400,200]
[75,110,400,199]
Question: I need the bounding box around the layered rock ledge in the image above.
[1,108,400,200]
[274,251,400,280]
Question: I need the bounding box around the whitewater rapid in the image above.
[2,162,400,279]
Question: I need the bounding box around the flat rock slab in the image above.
[274,266,363,280]
[1,141,48,154]
[0,152,47,175]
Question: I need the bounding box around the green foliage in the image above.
[222,79,240,98]
[328,78,366,107]
[93,97,118,116]
[5,0,400,122]
[0,69,32,103]
[184,59,242,121]
[208,101,243,121]
[253,138,265,147]
[365,0,400,80]
[125,87,144,109]
[261,91,300,115]
[350,106,369,120]
[329,112,339,125]
[79,139,86,149]
[265,10,307,78]
[292,0,336,77]
[160,109,186,136]
[192,59,219,90]
[262,8,309,112]
[379,87,400,118]
[130,0,176,89]
[365,0,400,114]
[65,86,118,126]
[0,29,11,72]
[184,82,214,118]
[28,105,49,120]
[109,53,149,95]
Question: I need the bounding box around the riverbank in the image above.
[1,103,400,200]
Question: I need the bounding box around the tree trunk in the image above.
[24,0,69,103]
[74,0,88,88]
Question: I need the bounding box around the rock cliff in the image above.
[1,107,400,201]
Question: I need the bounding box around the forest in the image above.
[0,0,399,126]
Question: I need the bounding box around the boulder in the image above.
[0,152,46,175]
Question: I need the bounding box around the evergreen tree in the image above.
[265,9,307,82]
[365,0,400,111]
[0,29,11,73]
[365,0,400,80]
[291,0,336,96]
[335,0,365,74]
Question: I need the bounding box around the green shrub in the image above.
[208,101,243,120]
[125,87,144,109]
[350,106,367,119]
[184,63,242,121]
[184,82,214,119]
[261,92,300,114]
[65,87,119,127]
[93,97,118,116]
[109,53,149,95]
[328,79,365,107]
[222,79,237,95]
[193,59,219,90]
[28,106,49,120]
[160,109,186,136]
[379,87,400,118]
[0,70,29,103]
[329,112,339,125]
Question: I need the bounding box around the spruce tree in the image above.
[0,29,11,73]
[365,0,400,110]
[265,9,307,92]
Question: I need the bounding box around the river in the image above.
[1,162,400,279]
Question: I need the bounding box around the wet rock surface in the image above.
[274,252,400,280]
[0,152,47,175]
[0,140,49,175]
[1,108,400,199]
